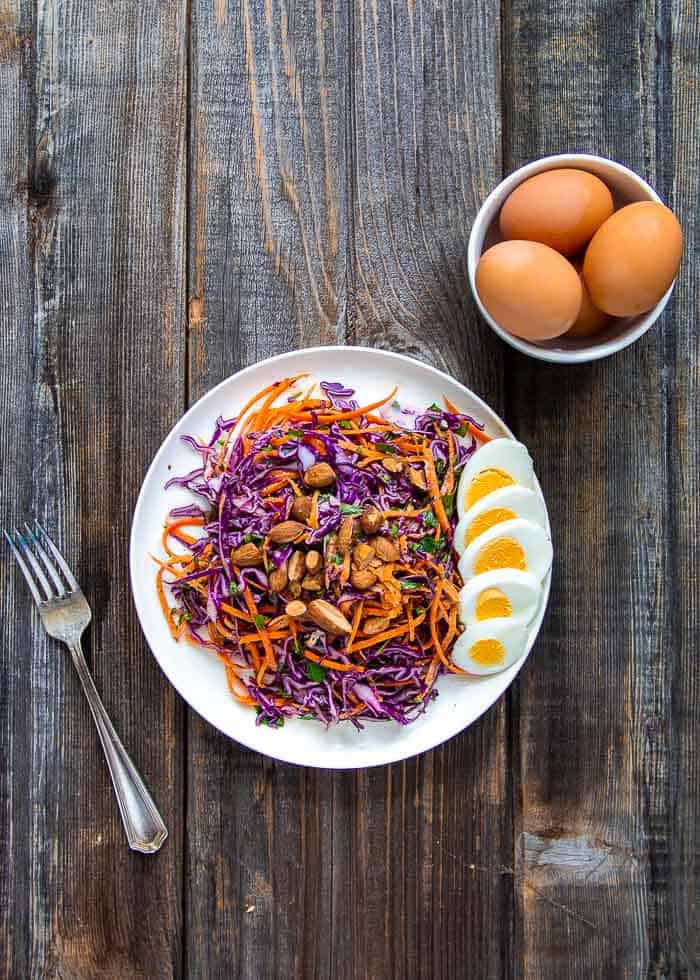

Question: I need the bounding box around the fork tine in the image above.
[24,522,65,596]
[34,521,80,591]
[13,527,55,599]
[4,529,48,604]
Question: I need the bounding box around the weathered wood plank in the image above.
[185,1,506,978]
[0,1,187,976]
[665,0,700,972]
[502,1,699,975]
[184,1,348,977]
[344,3,508,978]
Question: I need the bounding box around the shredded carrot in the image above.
[309,490,319,530]
[443,396,492,443]
[161,516,205,557]
[303,649,365,673]
[220,602,253,623]
[407,602,415,643]
[348,601,364,647]
[261,478,291,497]
[226,668,257,706]
[242,586,275,674]
[238,630,288,645]
[311,386,398,424]
[422,449,451,534]
[156,568,178,639]
[348,613,426,653]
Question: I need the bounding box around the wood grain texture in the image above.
[343,3,512,978]
[185,1,510,978]
[184,2,348,978]
[502,1,699,976]
[1,0,698,976]
[0,1,187,977]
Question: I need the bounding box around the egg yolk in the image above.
[475,587,512,620]
[470,638,506,666]
[465,468,515,509]
[466,507,517,545]
[474,536,527,574]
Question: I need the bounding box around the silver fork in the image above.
[5,521,168,854]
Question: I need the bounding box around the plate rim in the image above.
[129,345,551,769]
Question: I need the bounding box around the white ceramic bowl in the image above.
[467,153,676,364]
[130,346,552,769]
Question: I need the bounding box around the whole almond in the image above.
[307,599,352,636]
[285,599,307,619]
[305,550,323,574]
[382,456,404,474]
[351,568,378,591]
[363,615,390,635]
[268,520,307,545]
[268,564,288,593]
[231,542,263,567]
[288,550,306,582]
[337,516,355,555]
[290,495,312,522]
[304,462,336,488]
[373,535,400,562]
[352,541,375,569]
[407,465,428,491]
[267,614,289,631]
[360,504,383,534]
[301,574,323,592]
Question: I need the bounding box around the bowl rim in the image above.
[467,152,674,364]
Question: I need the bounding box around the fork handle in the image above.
[68,640,168,853]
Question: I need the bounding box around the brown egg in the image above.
[499,169,614,256]
[476,241,583,341]
[565,261,611,338]
[583,201,683,317]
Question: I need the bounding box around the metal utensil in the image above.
[4,521,168,854]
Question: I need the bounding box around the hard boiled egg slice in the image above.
[452,619,529,675]
[459,568,541,627]
[457,439,535,519]
[458,517,553,584]
[452,485,546,556]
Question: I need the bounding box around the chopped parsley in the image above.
[339,420,353,430]
[442,492,455,518]
[427,402,441,412]
[253,613,267,629]
[400,579,422,591]
[455,422,468,437]
[259,715,285,728]
[376,442,397,454]
[228,582,240,595]
[340,503,364,516]
[419,534,439,554]
[423,511,437,529]
[306,661,327,682]
[389,523,399,539]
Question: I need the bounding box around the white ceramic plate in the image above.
[130,347,552,768]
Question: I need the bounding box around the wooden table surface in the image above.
[1,1,698,977]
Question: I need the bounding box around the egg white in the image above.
[457,438,535,519]
[452,485,546,555]
[458,517,553,584]
[452,619,529,675]
[459,568,541,628]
